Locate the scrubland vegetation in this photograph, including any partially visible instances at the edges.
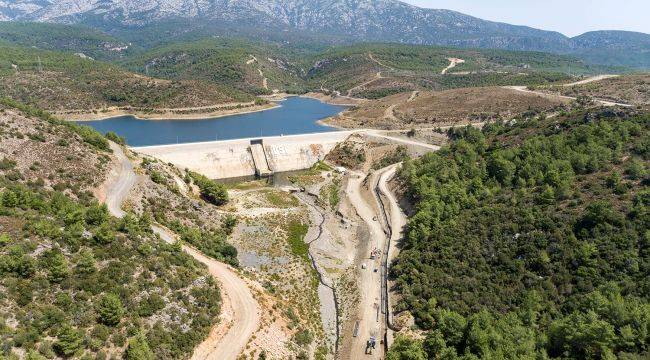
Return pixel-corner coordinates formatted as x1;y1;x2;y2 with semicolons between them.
388;108;649;359
0;103;222;359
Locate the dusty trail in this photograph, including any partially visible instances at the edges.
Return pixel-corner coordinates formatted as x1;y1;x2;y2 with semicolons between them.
441;58;465;74
348;71;383;97
346;170;387;359
101;143;260;360
366;130;441;151
407;90;419;102
562;74;618;87
504;85;632;107
258;68;268;90
368;53;394;70
105;142;137;218
383;104;398;121
383;91;419;121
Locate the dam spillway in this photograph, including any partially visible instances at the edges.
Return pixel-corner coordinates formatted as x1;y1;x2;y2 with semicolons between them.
132;131;359;179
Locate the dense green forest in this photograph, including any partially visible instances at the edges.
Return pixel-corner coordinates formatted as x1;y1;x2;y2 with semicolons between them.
388;108;649;359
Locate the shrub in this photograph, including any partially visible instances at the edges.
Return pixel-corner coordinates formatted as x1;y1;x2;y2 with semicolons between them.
125;333;154;360
188;171;228;205
96;293;124;326
0;157;16;170
149;171;165;184
105;131;125;145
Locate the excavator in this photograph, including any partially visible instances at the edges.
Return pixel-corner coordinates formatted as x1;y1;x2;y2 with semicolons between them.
365;336;377;355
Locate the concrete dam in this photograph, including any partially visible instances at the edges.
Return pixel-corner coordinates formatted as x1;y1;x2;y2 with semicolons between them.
132;131;359;180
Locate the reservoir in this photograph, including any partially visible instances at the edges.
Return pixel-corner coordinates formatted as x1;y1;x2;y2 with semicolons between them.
78;97;345;146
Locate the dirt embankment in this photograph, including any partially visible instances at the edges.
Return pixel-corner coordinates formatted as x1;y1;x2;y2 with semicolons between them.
326;86;568;130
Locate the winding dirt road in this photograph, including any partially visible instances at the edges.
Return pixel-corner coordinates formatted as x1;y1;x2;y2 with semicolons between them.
105;142;137;218
101;143;260;360
441;58;465;74
504;84;632;107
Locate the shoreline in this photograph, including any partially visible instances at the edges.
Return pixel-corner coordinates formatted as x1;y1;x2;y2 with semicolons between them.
59;102;280;121
58;92;357;122
301;92;366;106
316;117;349;130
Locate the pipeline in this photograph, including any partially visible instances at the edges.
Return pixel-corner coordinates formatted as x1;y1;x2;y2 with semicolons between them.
370;165;402;355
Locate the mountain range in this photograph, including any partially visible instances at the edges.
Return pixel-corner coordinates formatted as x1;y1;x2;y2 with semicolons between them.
0;0;648;68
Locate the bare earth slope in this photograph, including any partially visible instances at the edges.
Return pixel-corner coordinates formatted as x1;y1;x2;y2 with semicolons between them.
548;74;650;107
330;86;568;129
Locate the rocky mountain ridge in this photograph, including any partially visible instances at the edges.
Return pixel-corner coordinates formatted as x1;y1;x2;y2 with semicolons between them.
1;0;649;67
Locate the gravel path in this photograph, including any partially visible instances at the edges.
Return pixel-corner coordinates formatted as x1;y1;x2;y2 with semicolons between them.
101;142;260;360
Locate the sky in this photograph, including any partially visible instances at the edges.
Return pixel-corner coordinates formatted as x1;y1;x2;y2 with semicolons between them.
402;0;650;37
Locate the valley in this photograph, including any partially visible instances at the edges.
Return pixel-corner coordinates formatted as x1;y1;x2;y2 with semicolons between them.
0;2;648;360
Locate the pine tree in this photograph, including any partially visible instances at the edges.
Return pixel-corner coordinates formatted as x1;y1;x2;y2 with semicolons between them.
47;250;69;283
54;324;83;357
97;293;124;326
125;333;154;360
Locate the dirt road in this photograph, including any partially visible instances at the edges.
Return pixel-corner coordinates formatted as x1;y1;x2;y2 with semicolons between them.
562;74;618;87
105;142;137;218
258;68;269;90
346;170;387;359
348;71;383;97
345;163;407;359
101;143;260;360
375;165;407;345
366;130;441;151
505;85;632;107
441;58;465;74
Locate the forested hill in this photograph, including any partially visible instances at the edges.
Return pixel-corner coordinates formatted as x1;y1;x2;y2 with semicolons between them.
388;108;649;359
1;1;649;68
0;101;226;359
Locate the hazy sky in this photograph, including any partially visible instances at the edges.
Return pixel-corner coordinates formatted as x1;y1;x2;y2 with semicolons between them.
402;0;650;37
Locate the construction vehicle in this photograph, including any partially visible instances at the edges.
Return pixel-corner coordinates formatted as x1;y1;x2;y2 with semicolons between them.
365;336;377;355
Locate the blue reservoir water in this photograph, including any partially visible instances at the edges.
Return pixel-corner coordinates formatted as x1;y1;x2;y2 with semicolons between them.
77;97;345;147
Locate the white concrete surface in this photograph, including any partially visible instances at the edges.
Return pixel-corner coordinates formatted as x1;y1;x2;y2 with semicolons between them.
250;143;272;176
133;131;360;179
